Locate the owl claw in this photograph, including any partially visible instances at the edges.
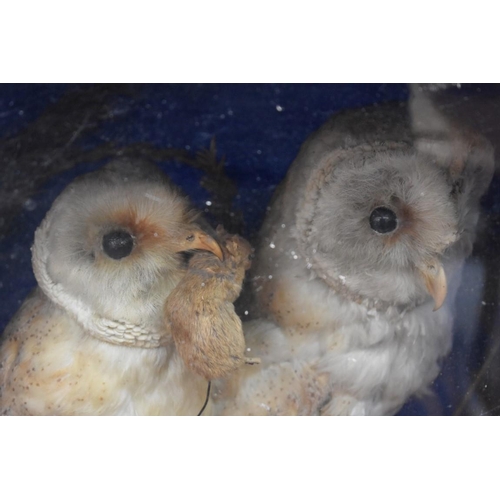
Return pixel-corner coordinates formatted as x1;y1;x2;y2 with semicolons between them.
244;357;261;365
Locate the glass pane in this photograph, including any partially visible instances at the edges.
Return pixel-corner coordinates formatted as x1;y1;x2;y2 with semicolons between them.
1;84;498;415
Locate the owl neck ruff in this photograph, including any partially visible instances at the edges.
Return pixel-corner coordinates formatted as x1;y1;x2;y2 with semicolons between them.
32;217;162;349
295;142;425;315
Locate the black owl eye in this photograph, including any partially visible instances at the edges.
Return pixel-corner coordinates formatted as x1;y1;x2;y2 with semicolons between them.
369;207;398;234
102;230;134;259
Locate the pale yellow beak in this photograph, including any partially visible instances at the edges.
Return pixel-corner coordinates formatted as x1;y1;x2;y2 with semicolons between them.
181;229;224;261
418;258;447;311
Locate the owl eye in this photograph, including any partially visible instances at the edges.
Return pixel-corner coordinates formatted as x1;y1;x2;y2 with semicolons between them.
369;207;398;234
102;230;134;259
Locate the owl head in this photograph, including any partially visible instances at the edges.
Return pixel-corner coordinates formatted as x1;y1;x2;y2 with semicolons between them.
32;158;222;345
254;96;494;313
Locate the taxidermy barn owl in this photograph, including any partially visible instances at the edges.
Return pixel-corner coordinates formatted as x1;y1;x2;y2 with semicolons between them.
0;158;252;415
213;87;495;416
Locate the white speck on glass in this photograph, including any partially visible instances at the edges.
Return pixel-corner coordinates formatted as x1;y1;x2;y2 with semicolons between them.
23;198;37;211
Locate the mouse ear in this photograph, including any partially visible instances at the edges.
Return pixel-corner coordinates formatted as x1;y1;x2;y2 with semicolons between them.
409;83;494;199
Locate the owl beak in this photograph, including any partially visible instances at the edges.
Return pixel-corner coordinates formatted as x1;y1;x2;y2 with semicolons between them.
180;229;224;261
418;258;447;311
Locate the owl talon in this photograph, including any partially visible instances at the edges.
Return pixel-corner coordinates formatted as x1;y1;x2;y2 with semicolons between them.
244;357;261;365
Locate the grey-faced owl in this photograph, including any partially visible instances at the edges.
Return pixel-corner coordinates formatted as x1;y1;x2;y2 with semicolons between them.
213;88;494;416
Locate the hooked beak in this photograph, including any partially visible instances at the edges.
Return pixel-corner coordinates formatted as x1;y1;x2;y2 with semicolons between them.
418;257;447;311
180;228;223;261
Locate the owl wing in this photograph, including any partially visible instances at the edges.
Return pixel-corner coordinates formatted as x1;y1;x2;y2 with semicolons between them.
213;318;331;415
1;288;212;416
0;288;86;415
